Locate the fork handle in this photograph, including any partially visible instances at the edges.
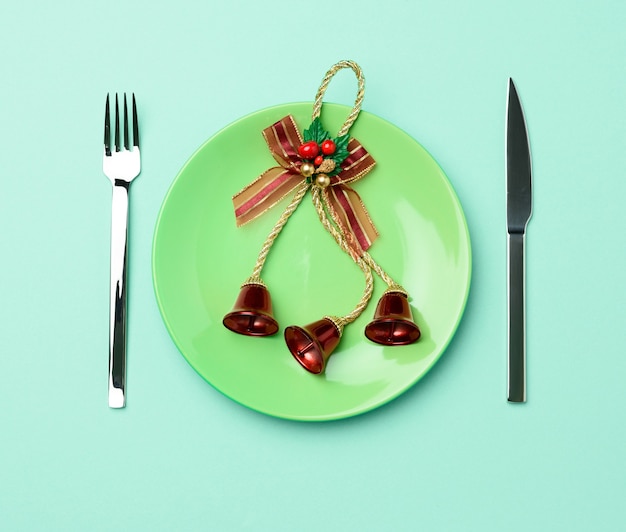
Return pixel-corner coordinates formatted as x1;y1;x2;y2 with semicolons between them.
108;181;130;408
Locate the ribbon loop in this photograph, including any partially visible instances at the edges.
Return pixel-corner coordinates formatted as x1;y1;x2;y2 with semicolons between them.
232;116;303;227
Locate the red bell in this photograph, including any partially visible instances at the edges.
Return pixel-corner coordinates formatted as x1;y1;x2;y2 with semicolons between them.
223;283;279;336
364;291;421;345
284;318;341;374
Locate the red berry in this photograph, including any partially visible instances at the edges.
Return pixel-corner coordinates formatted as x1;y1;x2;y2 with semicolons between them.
321;139;336;155
298;141;319;159
314;155;324;166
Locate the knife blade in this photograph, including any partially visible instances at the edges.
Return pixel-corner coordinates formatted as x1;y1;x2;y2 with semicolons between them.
506;78;532;403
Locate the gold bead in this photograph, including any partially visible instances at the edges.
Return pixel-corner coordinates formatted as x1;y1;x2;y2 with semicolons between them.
315;174;331;188
300;162;315;177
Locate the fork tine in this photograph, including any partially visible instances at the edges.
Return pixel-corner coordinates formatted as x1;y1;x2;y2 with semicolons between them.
104;94;111;156
132;94;139;148
123;93;129;151
114;94;120;152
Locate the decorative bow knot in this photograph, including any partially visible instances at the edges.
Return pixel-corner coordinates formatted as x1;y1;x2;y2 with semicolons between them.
232;114;378;256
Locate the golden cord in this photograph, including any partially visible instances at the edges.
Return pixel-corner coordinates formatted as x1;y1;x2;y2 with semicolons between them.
312;60;365;137
245;181;310;285
310;186;374;327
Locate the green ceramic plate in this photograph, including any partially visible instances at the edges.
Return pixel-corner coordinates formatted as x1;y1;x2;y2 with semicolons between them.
152;103;471;421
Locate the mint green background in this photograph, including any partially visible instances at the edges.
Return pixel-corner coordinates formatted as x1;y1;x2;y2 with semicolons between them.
1;0;624;530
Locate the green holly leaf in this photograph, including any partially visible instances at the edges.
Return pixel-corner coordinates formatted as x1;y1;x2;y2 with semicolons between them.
332;147;349;163
303;117;330;144
334;133;350;153
327;167;342;177
330;135;349;163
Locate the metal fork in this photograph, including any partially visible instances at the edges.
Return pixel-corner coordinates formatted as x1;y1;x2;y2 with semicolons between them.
103;93;140;408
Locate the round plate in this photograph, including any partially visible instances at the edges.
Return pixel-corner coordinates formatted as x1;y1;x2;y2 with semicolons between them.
152;103;471;421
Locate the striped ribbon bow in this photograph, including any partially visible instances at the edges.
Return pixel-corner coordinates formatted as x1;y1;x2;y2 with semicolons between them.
232;114;378;256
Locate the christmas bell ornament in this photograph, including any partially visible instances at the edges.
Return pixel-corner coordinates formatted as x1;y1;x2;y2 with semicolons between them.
284;317;343;374
223;60;422;373
223;282;279;336
364;290;421;345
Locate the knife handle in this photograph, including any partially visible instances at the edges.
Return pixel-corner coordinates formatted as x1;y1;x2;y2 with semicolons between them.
507;232;526;402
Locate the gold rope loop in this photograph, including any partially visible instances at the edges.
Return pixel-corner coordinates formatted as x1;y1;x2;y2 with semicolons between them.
311;60;365;137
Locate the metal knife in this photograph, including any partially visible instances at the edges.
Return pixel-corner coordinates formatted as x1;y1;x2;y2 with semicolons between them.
506;78;532;403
